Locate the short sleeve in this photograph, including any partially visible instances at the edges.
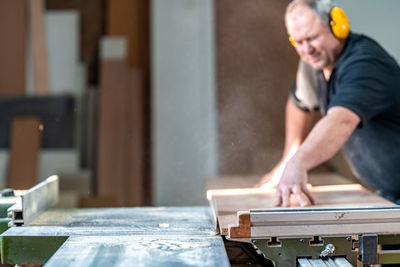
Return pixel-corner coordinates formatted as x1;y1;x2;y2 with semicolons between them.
290;60;321;112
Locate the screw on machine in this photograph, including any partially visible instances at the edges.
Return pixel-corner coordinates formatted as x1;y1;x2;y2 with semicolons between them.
320;244;335;257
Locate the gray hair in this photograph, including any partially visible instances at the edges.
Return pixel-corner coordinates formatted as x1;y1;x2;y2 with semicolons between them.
286;0;335;27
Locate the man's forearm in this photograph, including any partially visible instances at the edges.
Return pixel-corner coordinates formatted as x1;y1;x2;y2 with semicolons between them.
293;106;360;171
283;98;315;158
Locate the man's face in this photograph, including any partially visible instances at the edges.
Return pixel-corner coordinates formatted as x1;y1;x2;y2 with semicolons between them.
286;5;342;70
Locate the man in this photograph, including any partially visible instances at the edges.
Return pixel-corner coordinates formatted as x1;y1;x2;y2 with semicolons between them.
257;0;400;207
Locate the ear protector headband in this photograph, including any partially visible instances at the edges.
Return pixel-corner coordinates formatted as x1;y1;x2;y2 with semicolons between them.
289;6;350;47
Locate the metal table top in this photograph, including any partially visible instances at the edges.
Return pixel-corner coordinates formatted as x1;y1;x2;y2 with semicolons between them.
1;206;230;267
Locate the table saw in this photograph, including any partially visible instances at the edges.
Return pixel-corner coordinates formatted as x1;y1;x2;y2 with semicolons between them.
207;173;400;266
1;173;400;266
0;176;229;266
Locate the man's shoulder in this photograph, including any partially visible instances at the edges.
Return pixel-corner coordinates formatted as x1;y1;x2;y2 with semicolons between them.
345;32;391;60
337;32;398;73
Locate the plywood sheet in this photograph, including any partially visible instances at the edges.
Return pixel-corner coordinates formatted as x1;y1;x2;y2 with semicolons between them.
207;173;396;236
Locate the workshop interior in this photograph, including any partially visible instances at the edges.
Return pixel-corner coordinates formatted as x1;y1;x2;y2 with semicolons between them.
0;0;400;266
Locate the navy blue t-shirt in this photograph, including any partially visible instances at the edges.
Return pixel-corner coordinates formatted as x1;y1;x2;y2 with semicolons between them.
292;32;400;202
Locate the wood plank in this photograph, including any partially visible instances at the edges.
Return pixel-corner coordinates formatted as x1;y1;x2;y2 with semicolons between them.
97;38;147;206
28;0;50;95
97;38;129;206
7;117;42;189
125;69;145;206
106;0;151;205
0;0;27;96
207;173;396;236
207;172;353;190
106;0;150;69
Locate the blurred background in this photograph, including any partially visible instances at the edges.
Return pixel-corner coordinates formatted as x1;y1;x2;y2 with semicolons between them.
0;0;399;207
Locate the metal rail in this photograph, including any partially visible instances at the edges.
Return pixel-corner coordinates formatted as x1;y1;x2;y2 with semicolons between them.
250;207;400;237
7;176;59;227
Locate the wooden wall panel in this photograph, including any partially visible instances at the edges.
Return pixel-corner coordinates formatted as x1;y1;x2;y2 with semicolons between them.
0;0;26;96
217;0;298;174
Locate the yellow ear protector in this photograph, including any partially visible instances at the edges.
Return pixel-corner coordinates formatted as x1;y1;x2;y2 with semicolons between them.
289;6;350;47
330;7;350;39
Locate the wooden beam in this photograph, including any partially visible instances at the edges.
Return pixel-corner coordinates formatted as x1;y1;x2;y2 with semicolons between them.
125;69;145;206
105;0;151;205
28;0;50;95
97;37;147;206
7;117;42;189
106;0;149;69
97;38;129;206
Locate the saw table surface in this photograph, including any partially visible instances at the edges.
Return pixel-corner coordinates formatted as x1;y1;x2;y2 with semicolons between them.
1;206;230;266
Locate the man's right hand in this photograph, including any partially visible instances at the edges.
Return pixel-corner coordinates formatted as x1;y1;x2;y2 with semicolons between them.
255;162;285;189
273;158;315;207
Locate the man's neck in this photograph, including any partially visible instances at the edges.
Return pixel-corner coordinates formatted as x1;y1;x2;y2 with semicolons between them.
322;39;347;81
322;68;333;81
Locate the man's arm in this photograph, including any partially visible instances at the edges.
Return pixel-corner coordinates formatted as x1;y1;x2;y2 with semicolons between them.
274;106;360;207
256;98;314;188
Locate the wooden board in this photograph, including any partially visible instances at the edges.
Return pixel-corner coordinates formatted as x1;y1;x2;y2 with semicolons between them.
29;0;50;95
106;0;151;205
106;0;149;69
97;38;147;206
97;38;129;206
207;173;396;236
0;0;26;96
7;117;42;189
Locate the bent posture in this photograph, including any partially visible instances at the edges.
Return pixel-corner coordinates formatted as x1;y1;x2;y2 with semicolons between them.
257;0;400;207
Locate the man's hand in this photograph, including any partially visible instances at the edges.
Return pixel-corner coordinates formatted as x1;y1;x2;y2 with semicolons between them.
273;158;315;207
255;165;282;189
